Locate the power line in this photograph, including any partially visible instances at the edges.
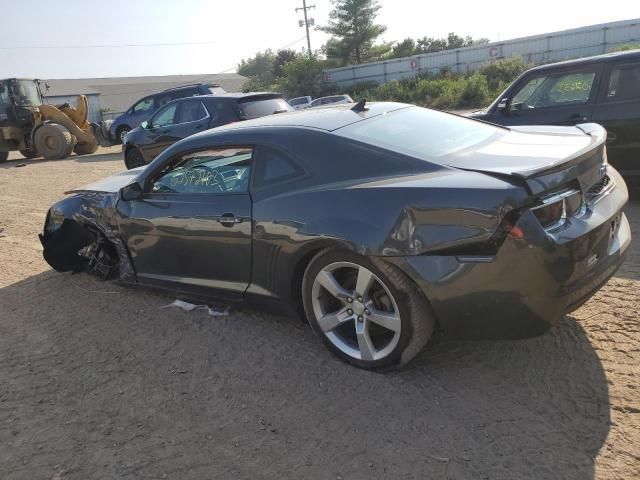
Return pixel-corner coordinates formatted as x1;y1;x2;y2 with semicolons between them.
97;35;308;98
0;41;219;50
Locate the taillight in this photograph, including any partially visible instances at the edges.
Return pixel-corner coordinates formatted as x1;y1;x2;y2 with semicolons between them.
531;188;583;231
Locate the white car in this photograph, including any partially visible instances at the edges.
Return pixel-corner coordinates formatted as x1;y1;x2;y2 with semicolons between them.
309;94;354;108
288;96;313;110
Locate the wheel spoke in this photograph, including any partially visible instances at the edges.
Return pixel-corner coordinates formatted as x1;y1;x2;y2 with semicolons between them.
354;266;375;298
317;308;352;333
367;307;401;333
317;270;352;302
355;320;376;361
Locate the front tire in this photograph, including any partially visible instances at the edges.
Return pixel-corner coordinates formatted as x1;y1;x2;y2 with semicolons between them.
302;249;434;369
34;123;75;160
20;148;38;159
73;142;99;156
116;126;131;144
124;147;145;169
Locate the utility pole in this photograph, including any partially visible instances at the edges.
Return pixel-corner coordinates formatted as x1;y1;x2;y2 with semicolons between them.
296;0;315;56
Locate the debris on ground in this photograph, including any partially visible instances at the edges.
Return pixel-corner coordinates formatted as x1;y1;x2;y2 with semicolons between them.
160;299;230;317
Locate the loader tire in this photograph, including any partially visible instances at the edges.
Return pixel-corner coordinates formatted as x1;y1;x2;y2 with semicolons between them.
73;142;99;156
20;148;39;159
34;123;75;160
0;151;8;163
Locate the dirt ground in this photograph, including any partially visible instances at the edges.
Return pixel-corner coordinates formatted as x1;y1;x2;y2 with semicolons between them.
0;148;638;480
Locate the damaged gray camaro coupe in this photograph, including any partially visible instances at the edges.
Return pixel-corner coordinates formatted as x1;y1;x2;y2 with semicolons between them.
40;102;630;369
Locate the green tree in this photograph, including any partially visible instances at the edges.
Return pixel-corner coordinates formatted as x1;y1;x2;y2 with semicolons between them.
319;0;387;65
275;55;337;98
237;50;276;80
390;38;416;58
272;49;299;77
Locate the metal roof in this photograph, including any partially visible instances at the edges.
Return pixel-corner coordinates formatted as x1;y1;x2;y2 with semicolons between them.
41;73;247;113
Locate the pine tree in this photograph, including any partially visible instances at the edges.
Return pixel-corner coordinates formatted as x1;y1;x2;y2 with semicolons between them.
319;0;386;65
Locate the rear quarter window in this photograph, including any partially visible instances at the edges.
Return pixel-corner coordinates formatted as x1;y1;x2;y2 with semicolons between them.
237;97;292;119
253;146;304;189
338;106;504;160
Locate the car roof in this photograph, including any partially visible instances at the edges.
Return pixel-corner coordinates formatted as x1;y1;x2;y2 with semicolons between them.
198;101;409;133
527;49;640;73
159;92;283;106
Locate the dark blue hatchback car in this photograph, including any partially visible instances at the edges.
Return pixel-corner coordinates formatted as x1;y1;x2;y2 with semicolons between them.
109;83;226;144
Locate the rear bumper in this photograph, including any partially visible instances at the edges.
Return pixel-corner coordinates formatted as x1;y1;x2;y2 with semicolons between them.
388;169;631;340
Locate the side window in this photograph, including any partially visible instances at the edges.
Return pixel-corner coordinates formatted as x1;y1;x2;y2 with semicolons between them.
178;101;209;123
606;63;640;101
253;146;304;189
0;84;10;107
511;71;596;109
132;97;155;114
151;103;178;127
151;147;252;194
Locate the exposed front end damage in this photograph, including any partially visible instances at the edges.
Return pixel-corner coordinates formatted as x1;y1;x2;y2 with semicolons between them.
39;192;135;282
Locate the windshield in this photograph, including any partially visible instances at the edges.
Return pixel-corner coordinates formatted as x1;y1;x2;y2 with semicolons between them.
338;106;505;160
10;79;41;107
238;97;292;119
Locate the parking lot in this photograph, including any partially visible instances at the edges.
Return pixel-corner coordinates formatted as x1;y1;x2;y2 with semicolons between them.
0;149;638;479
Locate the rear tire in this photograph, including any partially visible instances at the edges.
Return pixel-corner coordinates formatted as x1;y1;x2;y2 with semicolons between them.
73;142;99;156
302;249;434;370
0;151;8;163
124;147;145;169
20;148;38;159
34;123;75;160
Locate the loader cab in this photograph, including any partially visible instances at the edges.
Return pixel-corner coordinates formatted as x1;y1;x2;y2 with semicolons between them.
0;78;42;127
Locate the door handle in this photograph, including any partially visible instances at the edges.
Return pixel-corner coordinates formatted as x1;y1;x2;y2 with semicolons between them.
218;213;243;226
568;114;589;123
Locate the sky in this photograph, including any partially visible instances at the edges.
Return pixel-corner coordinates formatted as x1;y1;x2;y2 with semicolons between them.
0;0;637;79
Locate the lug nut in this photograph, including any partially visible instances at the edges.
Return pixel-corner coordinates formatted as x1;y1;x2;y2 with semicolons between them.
357;316;364;323
347;309;353;315
347;297;353;303
364;308;370;315
357;296;363;302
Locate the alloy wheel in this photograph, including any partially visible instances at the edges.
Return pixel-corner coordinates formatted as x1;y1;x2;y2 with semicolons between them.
311;261;402;361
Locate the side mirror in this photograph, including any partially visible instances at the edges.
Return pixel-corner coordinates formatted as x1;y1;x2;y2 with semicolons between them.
141;120;150;129
120;182;143;201
497;98;511;114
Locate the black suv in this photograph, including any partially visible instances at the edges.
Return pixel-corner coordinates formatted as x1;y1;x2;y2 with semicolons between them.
471;50;640;183
122;93;292;168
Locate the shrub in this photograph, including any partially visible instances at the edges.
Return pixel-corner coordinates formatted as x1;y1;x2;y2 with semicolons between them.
347;56;525;110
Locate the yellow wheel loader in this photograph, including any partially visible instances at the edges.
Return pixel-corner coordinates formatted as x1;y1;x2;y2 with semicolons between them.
0;78;112;162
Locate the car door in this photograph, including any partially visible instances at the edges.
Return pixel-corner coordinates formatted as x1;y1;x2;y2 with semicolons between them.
170;100;217;139
117;146;254;299
591;60;640;177
128;96;157;127
140;102;181;160
497;66;602;126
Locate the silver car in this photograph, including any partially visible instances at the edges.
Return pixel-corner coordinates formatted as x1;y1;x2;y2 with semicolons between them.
309;94;354;108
